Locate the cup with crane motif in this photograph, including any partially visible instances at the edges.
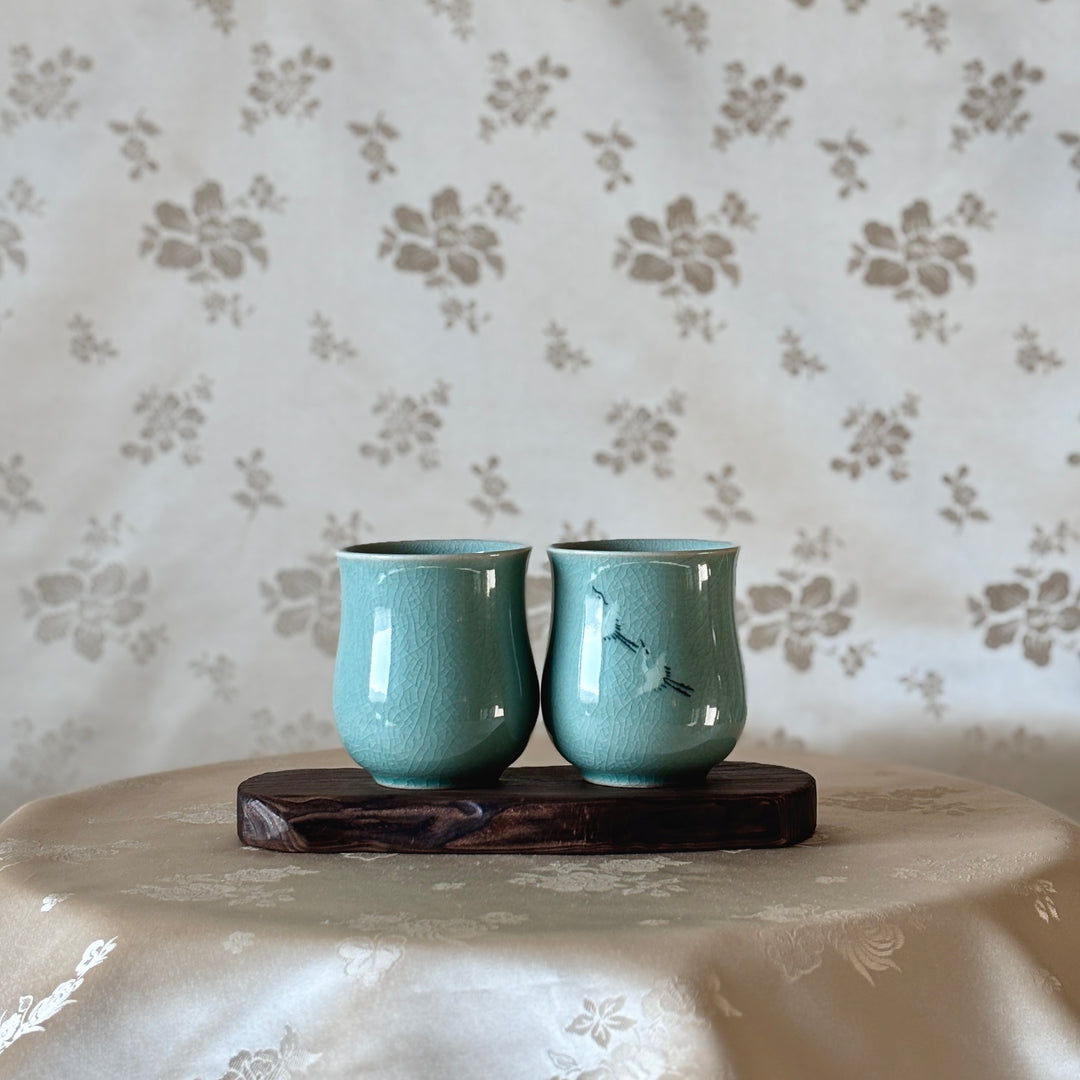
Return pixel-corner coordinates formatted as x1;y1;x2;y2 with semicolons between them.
541;539;746;786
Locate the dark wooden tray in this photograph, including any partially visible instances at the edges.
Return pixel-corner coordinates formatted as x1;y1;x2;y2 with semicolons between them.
237;762;816;854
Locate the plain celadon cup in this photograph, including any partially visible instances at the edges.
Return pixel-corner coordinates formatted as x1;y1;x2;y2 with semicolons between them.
542;539;746;786
333;540;539;788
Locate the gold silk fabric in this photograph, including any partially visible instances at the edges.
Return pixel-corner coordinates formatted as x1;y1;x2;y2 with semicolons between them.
3;1;1080;826
0;749;1079;1078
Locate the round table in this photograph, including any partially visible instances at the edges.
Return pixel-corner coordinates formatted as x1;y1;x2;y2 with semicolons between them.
1;749;1078;1079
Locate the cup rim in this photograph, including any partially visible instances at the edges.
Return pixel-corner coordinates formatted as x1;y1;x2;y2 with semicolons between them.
548;538;739;557
338;539;530;559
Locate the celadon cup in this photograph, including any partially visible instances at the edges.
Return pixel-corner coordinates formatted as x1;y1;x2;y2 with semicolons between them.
334;540;539;788
542;539;746;787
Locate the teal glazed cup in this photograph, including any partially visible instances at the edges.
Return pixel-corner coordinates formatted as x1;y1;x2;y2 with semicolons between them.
334;540;539;788
542;539;746;786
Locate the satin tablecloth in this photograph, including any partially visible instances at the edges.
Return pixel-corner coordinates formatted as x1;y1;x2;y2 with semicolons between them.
1;748;1078;1080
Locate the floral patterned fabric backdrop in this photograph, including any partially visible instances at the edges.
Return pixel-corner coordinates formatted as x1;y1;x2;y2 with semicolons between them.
2;0;1078;823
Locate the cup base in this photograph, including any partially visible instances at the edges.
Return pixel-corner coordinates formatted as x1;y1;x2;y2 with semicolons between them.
578;770;708;789
369;773;499;790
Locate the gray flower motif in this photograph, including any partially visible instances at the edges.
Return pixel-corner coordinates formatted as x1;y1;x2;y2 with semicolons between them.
624;196;737;295
972;571;1080;667
831;394;919;482
390;188;503;286
26;563;149;661
860;199;972;297
261;564;340;656
259;513;368;656
739;575;857;671
0;217;26;275
144;181;267;281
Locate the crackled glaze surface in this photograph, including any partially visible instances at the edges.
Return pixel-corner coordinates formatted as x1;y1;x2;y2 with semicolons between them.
334;541;538;787
543;540;746;785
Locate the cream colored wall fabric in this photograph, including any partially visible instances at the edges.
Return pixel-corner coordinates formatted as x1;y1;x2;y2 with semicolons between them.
2;0;1079;820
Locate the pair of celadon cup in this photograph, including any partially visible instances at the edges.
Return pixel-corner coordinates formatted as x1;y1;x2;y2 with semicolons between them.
333;539;746;789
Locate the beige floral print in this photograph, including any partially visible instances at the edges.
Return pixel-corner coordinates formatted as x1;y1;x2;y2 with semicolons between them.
260;511;368;656
360;379;450;469
122;374;213;466
752;904;906;986
0;937;116;1056
1029;520;1080;559
737;528;868;674
427;0;475;42
190;653;238;702
338;936;405;988
250;708;336;756
848;193;992;343
233;448;284;516
1;45;92;134
713;63;805;151
241;43;332;133
615;193;754;341
584;123;634;192
566;996;636;1048
662;3;710;52
1059;132;1080;189
544;321;591;372
740;725;808;755
969;564;1080;668
1;453;44;523
509;856;688;898
1015;325;1063;373
379;186;516;331
107;112;161;180
901;669;947;718
157;802;235;826
940;465;989;531
68;314;117;364
19;515;164;664
140;177;282;326
789;0;868;9
961;724;1047;787
779;327;826;376
341;909;525;943
818;131;870;199
831;392;919;482
901;5;949;52
191;0;237;35
3;717;93;816
1015;879;1060;925
595;389;685;478
951;59;1043;152
221;931;254;954
347;112;399;182
561;520;608;544
485;181;523;222
838;641;875;677
479;52;569;141
469;455;520;521
0;177;43;277
128;866;319;907
703;464;755;531
548;976;735;1080
308;311;356;362
822;786;976;815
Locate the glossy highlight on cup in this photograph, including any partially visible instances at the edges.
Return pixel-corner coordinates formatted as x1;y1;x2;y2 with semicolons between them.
542;538;746;787
333;539;539;788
